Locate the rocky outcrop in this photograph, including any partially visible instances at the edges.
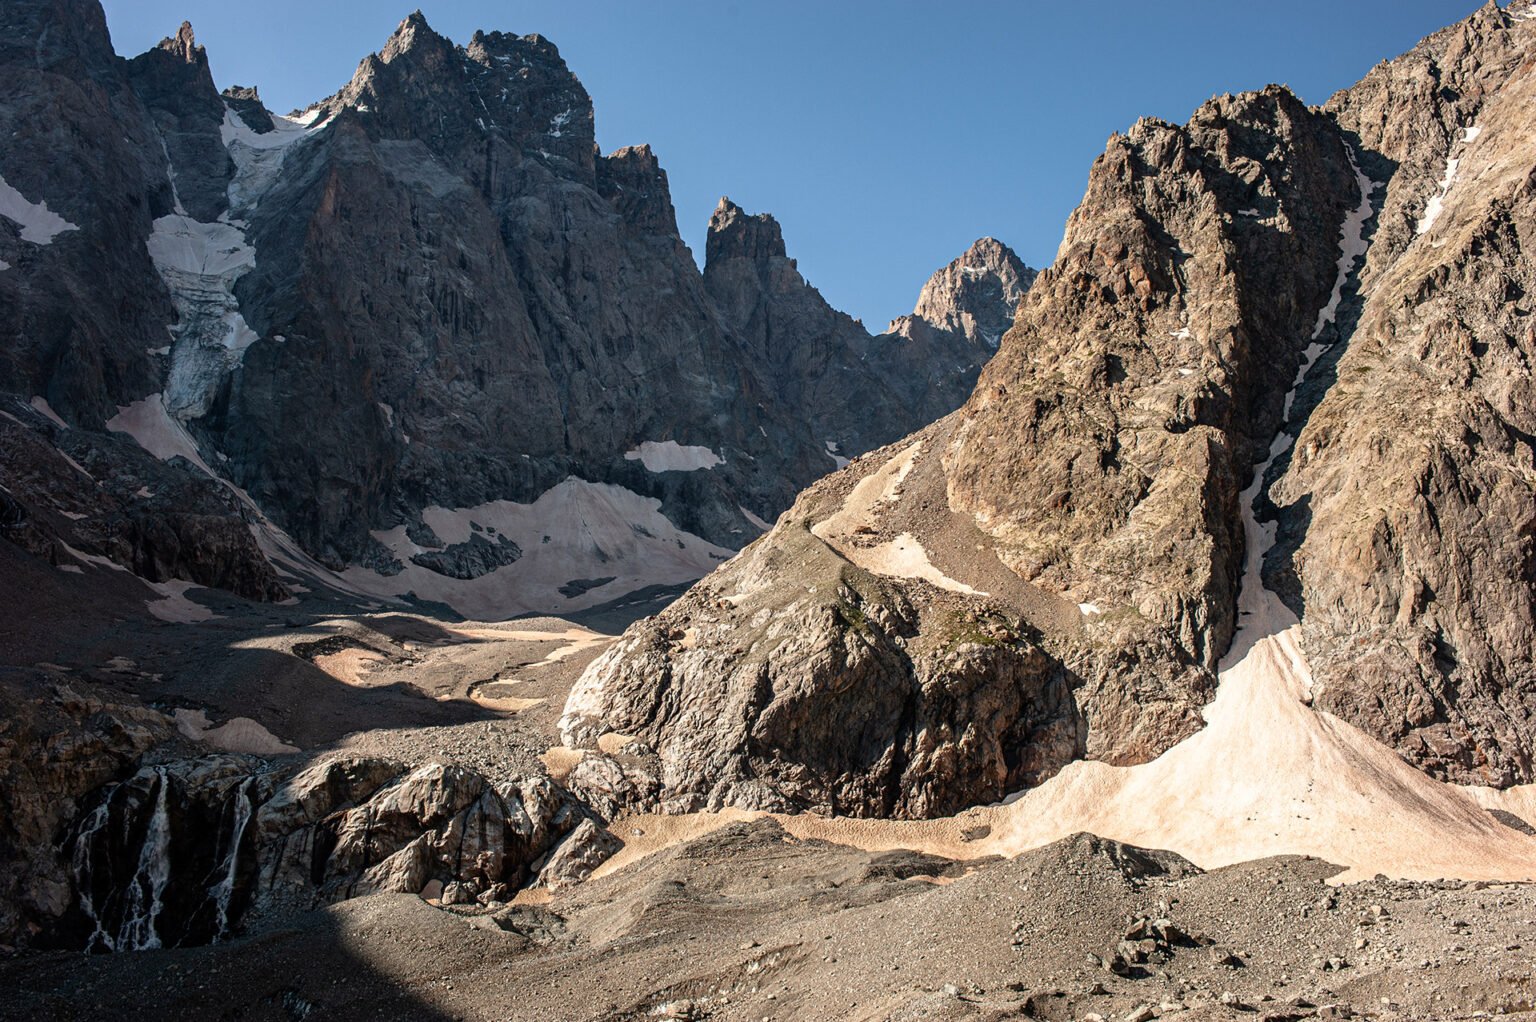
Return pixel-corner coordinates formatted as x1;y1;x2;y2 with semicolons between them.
0;396;289;601
888;236;1036;349
0;671;175;950
125;22;231;221
562;500;1080;817
60;752;615;951
565;80;1369;815
704;198;1033;463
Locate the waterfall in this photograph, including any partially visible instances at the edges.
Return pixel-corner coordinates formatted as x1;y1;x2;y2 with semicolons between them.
116;767;173;951
70;760;266;952
208;776;255;942
71;789;117;954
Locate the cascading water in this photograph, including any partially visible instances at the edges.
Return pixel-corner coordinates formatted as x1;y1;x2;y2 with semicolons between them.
207;776;255;942
115;767;172;951
70;759;266;952
70;789;118;953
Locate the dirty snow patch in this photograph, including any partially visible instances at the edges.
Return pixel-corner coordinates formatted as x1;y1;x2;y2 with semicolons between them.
0;174;78;243
624;440;723;473
175;708;298;755
28;396;67;428
339;479;735;619
824;440;851;470
145;579;218;623
739;505;773;532
106;394;217;476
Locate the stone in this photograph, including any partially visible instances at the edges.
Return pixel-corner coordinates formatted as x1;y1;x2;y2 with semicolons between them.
534;818;622;890
440;881;476;906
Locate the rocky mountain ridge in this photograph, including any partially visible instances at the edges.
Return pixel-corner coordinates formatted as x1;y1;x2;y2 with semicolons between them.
561;0;1536;827
0;1;1031;620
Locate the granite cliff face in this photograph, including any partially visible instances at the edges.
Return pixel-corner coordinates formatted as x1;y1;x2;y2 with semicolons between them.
0;2;1030;619
564;1;1536;813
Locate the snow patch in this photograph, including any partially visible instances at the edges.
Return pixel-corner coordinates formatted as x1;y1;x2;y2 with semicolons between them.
221;107;331;213
339;479;735;619
0;174;78;244
28;396;67;428
1078;602;1102;616
1283;154;1374;419
624;440;723;473
145;579;218;623
107;394;217;475
1416;131;1470;236
174;708;298;755
824;440;851;470
739;505;773;532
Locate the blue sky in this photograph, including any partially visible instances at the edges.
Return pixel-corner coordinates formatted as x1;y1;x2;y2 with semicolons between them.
103;1;1479;329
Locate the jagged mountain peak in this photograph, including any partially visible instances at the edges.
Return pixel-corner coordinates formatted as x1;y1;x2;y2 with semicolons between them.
306;8;597;179
706;197;787;264
381;9;447;58
155;21;202;63
898;235;1035;347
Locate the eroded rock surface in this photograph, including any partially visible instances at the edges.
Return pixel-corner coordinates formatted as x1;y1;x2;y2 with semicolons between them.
565;2;1536;812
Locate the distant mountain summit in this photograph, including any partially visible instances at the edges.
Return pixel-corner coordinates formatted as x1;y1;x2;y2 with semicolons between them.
891;236;1036;349
0;3;1030;617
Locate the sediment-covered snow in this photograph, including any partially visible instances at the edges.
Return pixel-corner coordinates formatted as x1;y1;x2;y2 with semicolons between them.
173;708;297;755
145;579;218;623
106;394;217;475
824;440;851;470
0;174;78;244
28;396;67;429
339;479;735;619
624;440;724;473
